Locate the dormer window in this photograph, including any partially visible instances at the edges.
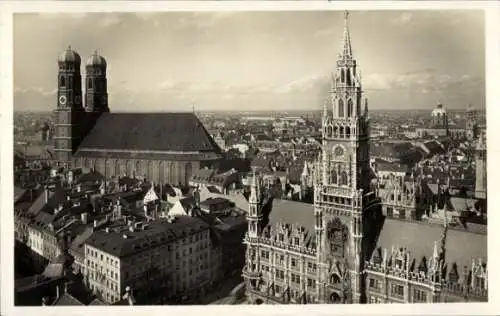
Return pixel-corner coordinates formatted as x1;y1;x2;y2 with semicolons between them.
395;259;403;269
294;237;300;246
475;276;486;289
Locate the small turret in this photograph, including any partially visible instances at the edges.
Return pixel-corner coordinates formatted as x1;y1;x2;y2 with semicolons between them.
249;168;260;205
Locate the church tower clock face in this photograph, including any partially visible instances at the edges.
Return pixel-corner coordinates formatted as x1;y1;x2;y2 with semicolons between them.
334;146;345;158
59;95;67;106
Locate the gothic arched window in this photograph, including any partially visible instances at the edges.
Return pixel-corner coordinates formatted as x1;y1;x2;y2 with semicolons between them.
339;126;344;137
327;126;333;138
347;99;354;117
88;78;93;89
331;274;341;284
169;162;176;185
135;160;140;177
331;169;337;184
185;163;192;185
346;69;351;86
341;69;345;83
336;164;342;183
345;127;351;138
338;99;344;117
341;171;348;186
114;160;120;177
333;126;338;137
60;76;66;88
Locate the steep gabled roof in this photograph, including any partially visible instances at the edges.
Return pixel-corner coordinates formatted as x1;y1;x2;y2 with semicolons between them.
52;292;84;306
76;112;221;154
373;218;486;276
268;199;315;231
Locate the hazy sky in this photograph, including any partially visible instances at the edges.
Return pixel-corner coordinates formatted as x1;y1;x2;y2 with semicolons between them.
14;10;485;112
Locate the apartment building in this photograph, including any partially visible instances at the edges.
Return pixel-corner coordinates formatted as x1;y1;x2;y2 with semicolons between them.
84;215;212;304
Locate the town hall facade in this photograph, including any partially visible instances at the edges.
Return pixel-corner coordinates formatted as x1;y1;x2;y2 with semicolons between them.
242;12;487;305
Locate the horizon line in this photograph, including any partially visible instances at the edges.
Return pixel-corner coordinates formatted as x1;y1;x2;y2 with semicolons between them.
14;108;486;113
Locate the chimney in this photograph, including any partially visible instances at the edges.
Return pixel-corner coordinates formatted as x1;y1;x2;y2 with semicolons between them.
44;186;49;204
81;213;88;225
194;187;200;207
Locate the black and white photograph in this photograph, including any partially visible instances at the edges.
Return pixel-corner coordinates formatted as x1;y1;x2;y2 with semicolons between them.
1;1;498;314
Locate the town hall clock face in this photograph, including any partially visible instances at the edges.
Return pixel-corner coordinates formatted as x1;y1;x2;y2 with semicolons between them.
334;146;344;157
59;95;67;106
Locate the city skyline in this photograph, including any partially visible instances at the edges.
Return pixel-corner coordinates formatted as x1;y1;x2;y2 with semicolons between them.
14;10;485;112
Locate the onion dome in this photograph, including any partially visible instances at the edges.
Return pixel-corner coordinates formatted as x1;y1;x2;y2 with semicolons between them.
431;103;447;117
86;50;107;68
58;45;81;64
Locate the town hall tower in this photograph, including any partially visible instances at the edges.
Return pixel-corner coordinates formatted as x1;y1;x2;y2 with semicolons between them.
314;10;371;304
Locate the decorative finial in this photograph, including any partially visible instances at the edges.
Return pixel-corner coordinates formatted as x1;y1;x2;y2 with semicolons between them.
433;240;439;260
323;97;329;118
341;10;353;59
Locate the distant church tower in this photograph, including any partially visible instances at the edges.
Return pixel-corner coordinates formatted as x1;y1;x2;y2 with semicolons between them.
314;11;371;304
85;51;109;113
54;46;84;165
466;104;478;141
475;131;487;199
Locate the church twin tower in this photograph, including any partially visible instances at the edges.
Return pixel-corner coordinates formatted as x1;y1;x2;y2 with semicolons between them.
54;47;109;164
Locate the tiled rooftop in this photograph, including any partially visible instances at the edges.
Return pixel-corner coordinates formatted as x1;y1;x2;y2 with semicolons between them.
76;113;222;154
374;218;486;274
85;216;210;257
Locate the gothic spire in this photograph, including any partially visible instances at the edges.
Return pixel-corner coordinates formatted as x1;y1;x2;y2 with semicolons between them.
364;98;369;118
341;10;353;60
440;198;449;265
301;160;309;177
432;240;439;269
323;97;329;118
249;167;260;204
